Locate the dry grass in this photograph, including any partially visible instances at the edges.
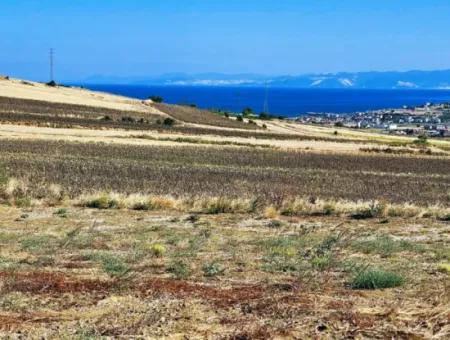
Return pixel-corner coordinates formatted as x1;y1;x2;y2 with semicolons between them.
2;183;449;220
0;204;448;338
1;139;449;205
153;102;259;129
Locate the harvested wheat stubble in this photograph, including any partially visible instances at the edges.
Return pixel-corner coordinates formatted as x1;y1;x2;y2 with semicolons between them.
1;139;449;204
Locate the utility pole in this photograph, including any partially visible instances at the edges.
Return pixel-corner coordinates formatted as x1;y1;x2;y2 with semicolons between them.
49;48;55;82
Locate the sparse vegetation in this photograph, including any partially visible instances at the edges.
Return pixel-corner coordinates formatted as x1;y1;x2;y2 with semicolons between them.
153;102;258;129
352;235;422;257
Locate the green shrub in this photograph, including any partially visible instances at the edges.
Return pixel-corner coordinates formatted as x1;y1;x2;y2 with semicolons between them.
100;255;130;277
351;202;385;220
54;208;68;218
149;95;163;103
121;116;136;123
168;260;191;279
311;254;333;271
202;262;224;277
438;214;450;221
259;112;271;120
14;197;31;208
85;194;118;209
413;135;429;146
242;107;253;116
149;243;166;257
351;269;404;289
267;220;282;228
163;117;175;126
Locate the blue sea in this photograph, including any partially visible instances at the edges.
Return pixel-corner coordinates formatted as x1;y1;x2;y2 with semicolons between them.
79;85;450;118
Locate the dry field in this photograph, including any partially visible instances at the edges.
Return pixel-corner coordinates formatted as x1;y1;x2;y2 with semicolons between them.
0;205;448;338
0;80;449;338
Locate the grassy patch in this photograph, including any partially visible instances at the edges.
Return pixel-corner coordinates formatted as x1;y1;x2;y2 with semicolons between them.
100;255;130;277
351;268;404;289
352;235;422;257
20;235;58;254
54;208;68;218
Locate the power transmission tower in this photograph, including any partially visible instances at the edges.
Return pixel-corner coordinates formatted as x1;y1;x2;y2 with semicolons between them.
263;82;270;114
49;48;55;82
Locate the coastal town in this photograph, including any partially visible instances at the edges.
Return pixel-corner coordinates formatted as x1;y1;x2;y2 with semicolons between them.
296;102;450;137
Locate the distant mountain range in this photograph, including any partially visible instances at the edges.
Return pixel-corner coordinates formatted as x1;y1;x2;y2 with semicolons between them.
82;70;450;89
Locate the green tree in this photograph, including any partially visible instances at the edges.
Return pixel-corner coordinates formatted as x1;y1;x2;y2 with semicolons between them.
242;107;253;116
149;95;163;103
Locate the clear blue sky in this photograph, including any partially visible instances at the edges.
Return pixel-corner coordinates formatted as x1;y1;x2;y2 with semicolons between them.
1;0;449;81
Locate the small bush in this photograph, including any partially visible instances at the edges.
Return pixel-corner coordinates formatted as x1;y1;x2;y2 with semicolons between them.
54;208;67;218
44;183;64;206
3;178;27;201
205;200;228;214
125;194;150;210
100;255;130;277
350;202;386;219
259;112;271;120
149;243;166;257
83;193;120;209
121;116;136;123
163;117;175;126
311;254;333;271
437;263;450;274
202;262;224;277
413;135;429;146
46;80;57;87
438;214;450;221
242;107;253;116
236;115;243;122
351;269;404;289
267;220;282;228
264;206;278;219
168;260;191;279
149;95;163;103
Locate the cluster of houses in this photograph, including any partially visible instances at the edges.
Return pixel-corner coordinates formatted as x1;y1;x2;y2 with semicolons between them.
296;103;450;137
